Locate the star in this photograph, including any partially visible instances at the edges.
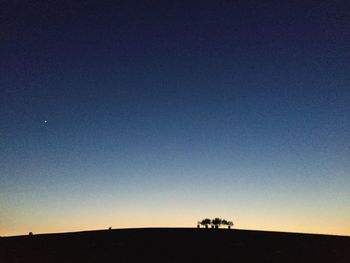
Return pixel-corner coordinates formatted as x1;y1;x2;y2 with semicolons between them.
44;120;48;123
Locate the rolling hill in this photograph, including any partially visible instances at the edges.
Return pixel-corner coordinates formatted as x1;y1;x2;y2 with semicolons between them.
1;228;349;262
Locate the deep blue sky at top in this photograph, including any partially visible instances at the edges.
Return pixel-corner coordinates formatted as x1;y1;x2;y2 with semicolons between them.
0;1;349;234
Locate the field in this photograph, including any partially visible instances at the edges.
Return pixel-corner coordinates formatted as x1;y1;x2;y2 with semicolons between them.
1;228;349;262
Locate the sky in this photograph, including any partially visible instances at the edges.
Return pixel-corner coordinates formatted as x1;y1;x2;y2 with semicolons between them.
1;1;349;236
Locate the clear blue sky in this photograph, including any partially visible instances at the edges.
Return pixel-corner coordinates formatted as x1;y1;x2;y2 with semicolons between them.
1;0;349;236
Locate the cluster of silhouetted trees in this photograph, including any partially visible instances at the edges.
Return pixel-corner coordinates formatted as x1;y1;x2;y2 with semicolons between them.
197;218;234;229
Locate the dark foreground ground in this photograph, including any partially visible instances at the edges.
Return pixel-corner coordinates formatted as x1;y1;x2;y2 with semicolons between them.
1;228;349;263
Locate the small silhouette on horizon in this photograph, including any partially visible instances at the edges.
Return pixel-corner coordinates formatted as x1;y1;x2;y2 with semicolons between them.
198;218;234;229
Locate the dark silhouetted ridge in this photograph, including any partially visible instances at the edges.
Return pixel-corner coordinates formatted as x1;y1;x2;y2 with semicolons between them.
1;228;349;262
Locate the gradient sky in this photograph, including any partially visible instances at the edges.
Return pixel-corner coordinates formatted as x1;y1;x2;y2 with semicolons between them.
1;1;349;236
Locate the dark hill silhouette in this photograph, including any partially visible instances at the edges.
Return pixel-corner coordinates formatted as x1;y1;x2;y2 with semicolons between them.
1;228;349;262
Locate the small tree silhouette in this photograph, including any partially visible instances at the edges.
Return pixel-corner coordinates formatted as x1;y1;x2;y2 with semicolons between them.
222;219;234;229
200;218;211;228
212;218;222;228
197;217;234;229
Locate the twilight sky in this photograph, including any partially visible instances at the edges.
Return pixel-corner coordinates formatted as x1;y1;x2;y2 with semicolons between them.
1;1;349;236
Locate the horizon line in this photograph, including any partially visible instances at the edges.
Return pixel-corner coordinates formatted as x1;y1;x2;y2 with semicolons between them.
2;227;349;238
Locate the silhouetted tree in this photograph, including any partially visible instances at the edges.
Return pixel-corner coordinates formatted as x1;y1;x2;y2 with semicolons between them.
29;232;33;236
198;217;234;229
221;219;234;229
200;218;211;228
212;218;222;228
